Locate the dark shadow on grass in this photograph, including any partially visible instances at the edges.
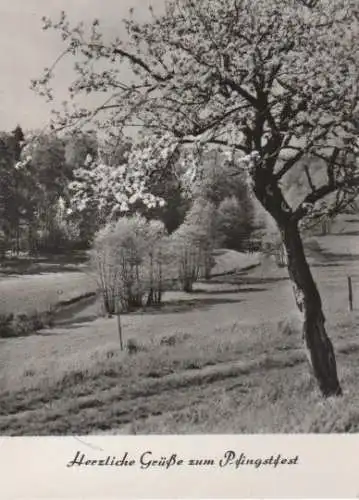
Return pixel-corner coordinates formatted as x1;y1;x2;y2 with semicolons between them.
318;251;359;262
0;331;39;340
211;275;289;286
33;313;100;334
194;286;267;294
212;249;228;257
311;262;343;268
0;253;89;277
127;297;243;316
52;295;97;323
338;343;359;356
0;264;88;278
331;230;359;236
210;262;260;278
53;314;99;329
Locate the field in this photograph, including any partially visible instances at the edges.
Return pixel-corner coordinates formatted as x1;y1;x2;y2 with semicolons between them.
0;216;359;435
0;254;96;315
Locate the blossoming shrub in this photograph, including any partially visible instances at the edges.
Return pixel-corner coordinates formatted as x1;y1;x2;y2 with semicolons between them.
91;215;171;314
171;199;222;290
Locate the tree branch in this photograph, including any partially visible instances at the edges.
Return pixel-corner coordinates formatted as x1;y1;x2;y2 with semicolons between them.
303;164;316;192
293;176;359;222
275;123;336;180
180;137;249;154
312;148;340;185
89;43;173;82
221;77;258;107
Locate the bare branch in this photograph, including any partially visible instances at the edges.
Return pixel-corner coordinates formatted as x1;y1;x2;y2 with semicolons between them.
303;164;316;192
293;175;359;222
275;123;336;180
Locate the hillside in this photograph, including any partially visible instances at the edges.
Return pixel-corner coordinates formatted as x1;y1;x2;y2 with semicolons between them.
0;216;358;434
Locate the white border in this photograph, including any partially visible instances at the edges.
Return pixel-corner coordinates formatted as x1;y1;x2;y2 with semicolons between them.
1;435;358;498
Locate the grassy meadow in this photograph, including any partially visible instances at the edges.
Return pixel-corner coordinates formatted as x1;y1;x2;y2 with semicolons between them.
0;216;359;434
0;253;96;315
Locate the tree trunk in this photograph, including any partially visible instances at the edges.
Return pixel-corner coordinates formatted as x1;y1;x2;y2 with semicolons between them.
282;221;342;397
148;253;154;306
204;252;212;280
183;276;193;293
157;258;163;304
15;223;20;255
146;288;154;306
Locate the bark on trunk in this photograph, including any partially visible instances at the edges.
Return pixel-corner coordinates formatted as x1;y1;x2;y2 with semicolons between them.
282;221;342;397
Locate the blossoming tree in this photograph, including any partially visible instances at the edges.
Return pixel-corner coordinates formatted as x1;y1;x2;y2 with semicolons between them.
33;0;359;396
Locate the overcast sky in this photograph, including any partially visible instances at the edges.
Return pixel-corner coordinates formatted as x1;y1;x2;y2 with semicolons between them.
0;0;164;133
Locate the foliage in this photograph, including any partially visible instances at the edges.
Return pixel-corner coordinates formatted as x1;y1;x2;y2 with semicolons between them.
142;167;191;234
91;215;171;314
64;131;101;246
68;134;177;220
192;150;257;250
0;126;25;256
170;227;201;293
0;128;90;256
33;0;359;222
251;203;286;264
31;0;359;259
182;198;220;279
170;199;221;290
0;310;54;338
217;196;253;251
18;132;69;252
0;127;115;256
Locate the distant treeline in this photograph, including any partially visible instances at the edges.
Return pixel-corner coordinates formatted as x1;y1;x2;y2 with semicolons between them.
0;127;261;259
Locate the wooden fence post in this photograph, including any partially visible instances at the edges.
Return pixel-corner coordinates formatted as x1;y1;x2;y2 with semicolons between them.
116;297;124;350
348;276;353;312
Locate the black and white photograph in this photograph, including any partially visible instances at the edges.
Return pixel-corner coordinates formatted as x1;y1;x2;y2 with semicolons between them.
0;0;358;438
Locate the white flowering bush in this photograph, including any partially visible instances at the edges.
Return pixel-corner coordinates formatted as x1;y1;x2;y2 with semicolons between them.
91;215;172;314
68;134;178;220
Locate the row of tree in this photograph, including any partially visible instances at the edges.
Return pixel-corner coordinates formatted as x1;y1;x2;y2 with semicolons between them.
92;205;241;316
1;125;267;260
0;127;98;256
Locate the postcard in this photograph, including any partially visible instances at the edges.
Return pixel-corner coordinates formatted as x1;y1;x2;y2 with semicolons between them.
0;0;358;498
